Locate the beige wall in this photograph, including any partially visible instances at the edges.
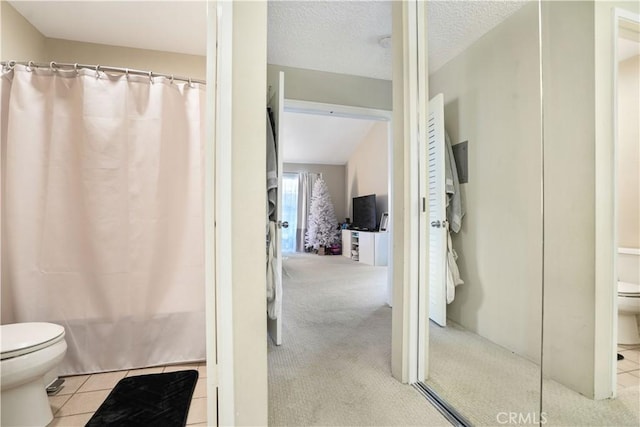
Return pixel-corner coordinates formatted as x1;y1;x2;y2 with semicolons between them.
1;1;46;61
346;122;389;225
429;2;542;364
542;1;597;398
283;163;347;222
267;64;392;110
617;55;640;249
43;38;206;80
0;2;205;80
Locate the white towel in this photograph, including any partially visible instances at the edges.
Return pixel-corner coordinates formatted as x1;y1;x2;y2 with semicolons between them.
444;132;465;233
266;221;282;319
446;230;464;304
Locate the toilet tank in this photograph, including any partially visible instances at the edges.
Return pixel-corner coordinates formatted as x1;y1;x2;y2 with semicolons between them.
618;248;640;284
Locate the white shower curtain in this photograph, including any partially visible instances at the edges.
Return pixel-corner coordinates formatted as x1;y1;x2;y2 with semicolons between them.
296;172;320;252
0;64;206;375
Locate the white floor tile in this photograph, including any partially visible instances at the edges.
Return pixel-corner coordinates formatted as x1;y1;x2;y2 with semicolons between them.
48;394;71;415
186;397;208;425
193;378;207;399
77;371;126;393
48;412;94;427
56;390;110;417
57;375;90;396
617;372;640;388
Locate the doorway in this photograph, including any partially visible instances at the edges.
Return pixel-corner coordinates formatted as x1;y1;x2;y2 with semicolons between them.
268;98;405;424
613;8;640;396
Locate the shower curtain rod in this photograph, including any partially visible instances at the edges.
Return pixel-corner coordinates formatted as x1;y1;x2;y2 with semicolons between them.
1;60;206;85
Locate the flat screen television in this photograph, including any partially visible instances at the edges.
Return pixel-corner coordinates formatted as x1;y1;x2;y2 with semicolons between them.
352;194;377;231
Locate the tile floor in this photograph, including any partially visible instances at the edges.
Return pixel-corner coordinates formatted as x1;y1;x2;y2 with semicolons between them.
46;362;208;427
617;344;640;392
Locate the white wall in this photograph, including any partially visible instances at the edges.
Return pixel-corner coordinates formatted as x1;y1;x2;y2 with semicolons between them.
283;163;347;221
228;2;268;425
346;122;389;226
429;2;543;363
617;55;640;249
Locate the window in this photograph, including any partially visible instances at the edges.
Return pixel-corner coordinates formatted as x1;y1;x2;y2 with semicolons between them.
281;173;299;253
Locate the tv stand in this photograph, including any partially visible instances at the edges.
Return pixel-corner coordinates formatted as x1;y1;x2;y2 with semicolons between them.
341;229;388;266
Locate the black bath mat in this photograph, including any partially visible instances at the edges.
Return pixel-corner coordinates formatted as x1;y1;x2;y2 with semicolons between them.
86;370;199;427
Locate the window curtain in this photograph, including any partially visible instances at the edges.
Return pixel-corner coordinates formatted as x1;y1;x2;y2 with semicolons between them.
296;172;320;252
0;64;206;375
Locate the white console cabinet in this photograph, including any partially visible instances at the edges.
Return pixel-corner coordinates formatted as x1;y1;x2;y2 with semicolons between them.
341;229;388;266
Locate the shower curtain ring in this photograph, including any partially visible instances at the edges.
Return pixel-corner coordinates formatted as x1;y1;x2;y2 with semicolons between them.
49;61;57;72
74;63;79;75
27;61;35;71
170;75;174;84
125;68;129;79
148;71;153;84
95;65;101;79
188;77;193;88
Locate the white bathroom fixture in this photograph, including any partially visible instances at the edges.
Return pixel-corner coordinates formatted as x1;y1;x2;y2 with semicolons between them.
1;322;67;427
618;249;640;345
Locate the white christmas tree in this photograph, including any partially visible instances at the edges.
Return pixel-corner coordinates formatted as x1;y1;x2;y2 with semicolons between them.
305;177;339;251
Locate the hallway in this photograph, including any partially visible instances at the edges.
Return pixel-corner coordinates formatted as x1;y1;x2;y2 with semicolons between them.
267;253;448;426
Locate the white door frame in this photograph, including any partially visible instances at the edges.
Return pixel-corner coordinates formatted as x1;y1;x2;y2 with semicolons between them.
209;1;235;425
283;99;394;306
608;6;640;399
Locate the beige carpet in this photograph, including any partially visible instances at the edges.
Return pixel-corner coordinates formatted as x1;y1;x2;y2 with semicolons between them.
268;253;450;426
427;320;640;426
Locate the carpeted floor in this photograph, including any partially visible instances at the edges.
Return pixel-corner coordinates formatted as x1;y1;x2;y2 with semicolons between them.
268;253;449;426
427;316;640;426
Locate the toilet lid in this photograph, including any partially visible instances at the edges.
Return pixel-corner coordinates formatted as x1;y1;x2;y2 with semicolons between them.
1;322;65;360
619;281;640;296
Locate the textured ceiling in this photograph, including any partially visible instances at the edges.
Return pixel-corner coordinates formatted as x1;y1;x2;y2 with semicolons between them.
10;1;530;80
269;1;529;79
268;1;393;80
282;112;377;165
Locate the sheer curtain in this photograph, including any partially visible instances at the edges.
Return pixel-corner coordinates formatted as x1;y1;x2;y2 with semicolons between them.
296;172;320;252
0;64;206;375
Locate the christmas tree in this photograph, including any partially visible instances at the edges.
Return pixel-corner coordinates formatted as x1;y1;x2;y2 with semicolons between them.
305;177;339;251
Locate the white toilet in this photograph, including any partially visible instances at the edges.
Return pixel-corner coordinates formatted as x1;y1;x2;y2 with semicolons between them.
1;322;67;427
618;249;640;345
618;282;640;345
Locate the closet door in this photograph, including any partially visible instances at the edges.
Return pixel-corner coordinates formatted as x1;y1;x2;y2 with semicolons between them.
427;93;447;327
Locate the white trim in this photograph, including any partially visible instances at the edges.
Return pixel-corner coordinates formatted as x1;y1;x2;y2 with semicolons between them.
204;1;217;424
284;99;391;121
404;0;420;385
215;1;234;425
416;0;429;383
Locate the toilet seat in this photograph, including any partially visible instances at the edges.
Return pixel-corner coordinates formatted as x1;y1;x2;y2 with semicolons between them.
1;323;65;360
618;281;640;297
